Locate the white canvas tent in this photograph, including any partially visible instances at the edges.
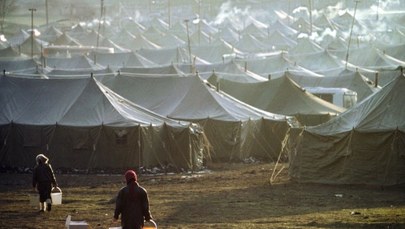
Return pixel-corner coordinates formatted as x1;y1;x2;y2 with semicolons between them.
287;73;405;185
15;35;48;57
208;74;345;126
136;47;190;65
90;51;156;71
0;75;206;171
288;50;343;75
42;55;111;77
234;52;320;79
0;57;38;74
99;73;292;162
191;60;267;83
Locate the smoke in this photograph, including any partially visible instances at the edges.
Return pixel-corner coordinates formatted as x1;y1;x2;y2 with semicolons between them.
289;0;404;46
312;27;337;43
316;2;344;19
210;0;405;47
213;1;250;30
213;1;271;30
371;0;401;11
292;6;310;18
0;34;7;42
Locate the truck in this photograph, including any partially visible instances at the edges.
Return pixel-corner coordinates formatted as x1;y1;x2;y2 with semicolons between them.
304;87;357;109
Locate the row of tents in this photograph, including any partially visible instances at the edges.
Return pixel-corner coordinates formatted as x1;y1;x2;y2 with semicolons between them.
1;1;404;185
1;69;404;185
0;73;292;173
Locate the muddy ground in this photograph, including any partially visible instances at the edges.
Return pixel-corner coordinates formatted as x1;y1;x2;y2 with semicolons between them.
0;162;404;229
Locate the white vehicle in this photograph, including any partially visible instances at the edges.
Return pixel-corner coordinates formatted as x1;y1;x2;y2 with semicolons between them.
304;87;357;109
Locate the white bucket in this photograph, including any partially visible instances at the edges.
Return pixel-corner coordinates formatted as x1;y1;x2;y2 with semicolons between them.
51;187;62;205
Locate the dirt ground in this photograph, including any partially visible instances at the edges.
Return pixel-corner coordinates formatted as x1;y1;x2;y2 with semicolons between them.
0;162;404;229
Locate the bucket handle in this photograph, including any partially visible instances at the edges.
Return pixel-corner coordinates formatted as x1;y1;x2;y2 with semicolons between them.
52;186;62;193
144;219;157;229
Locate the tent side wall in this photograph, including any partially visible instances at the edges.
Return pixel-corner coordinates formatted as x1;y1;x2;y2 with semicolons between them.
50;124;203;170
87;125;141;169
289;130;352;184
252;119;290;161
48;125;104;169
198;119;243;162
140;124;205;171
0;124;12;167
140;124;166;168
289;129;405;185
347;130;405;185
198;118;289;162
284;127;304;177
0;124;55;169
0;123;205;171
162;124;204;171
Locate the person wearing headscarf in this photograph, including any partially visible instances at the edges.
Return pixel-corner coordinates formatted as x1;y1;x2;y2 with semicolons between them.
114;170;153;229
32;154;58;212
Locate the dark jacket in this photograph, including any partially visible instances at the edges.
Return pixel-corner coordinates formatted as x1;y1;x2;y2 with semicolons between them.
32;163;57;188
114;181;152;229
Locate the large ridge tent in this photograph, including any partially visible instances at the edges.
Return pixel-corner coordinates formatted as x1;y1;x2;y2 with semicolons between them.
99;73;292;162
0;58;38;74
40;55;112;77
287;73;405;185
0;75;206;170
208;74;345;126
233;52;320;80
89;51;157;71
0;47;38;74
178;60;268;83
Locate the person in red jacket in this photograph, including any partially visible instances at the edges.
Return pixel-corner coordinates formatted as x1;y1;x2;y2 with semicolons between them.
114;170;153;229
32;154;58;212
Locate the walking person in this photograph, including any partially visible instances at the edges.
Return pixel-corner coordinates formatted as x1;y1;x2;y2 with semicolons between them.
32;154;58;212
114;170;153;229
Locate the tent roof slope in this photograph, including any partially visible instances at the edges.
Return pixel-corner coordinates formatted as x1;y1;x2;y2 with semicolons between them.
0;58;37;72
167;76;286;121
100;74;287;122
0;75;187;127
211;75;345;116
